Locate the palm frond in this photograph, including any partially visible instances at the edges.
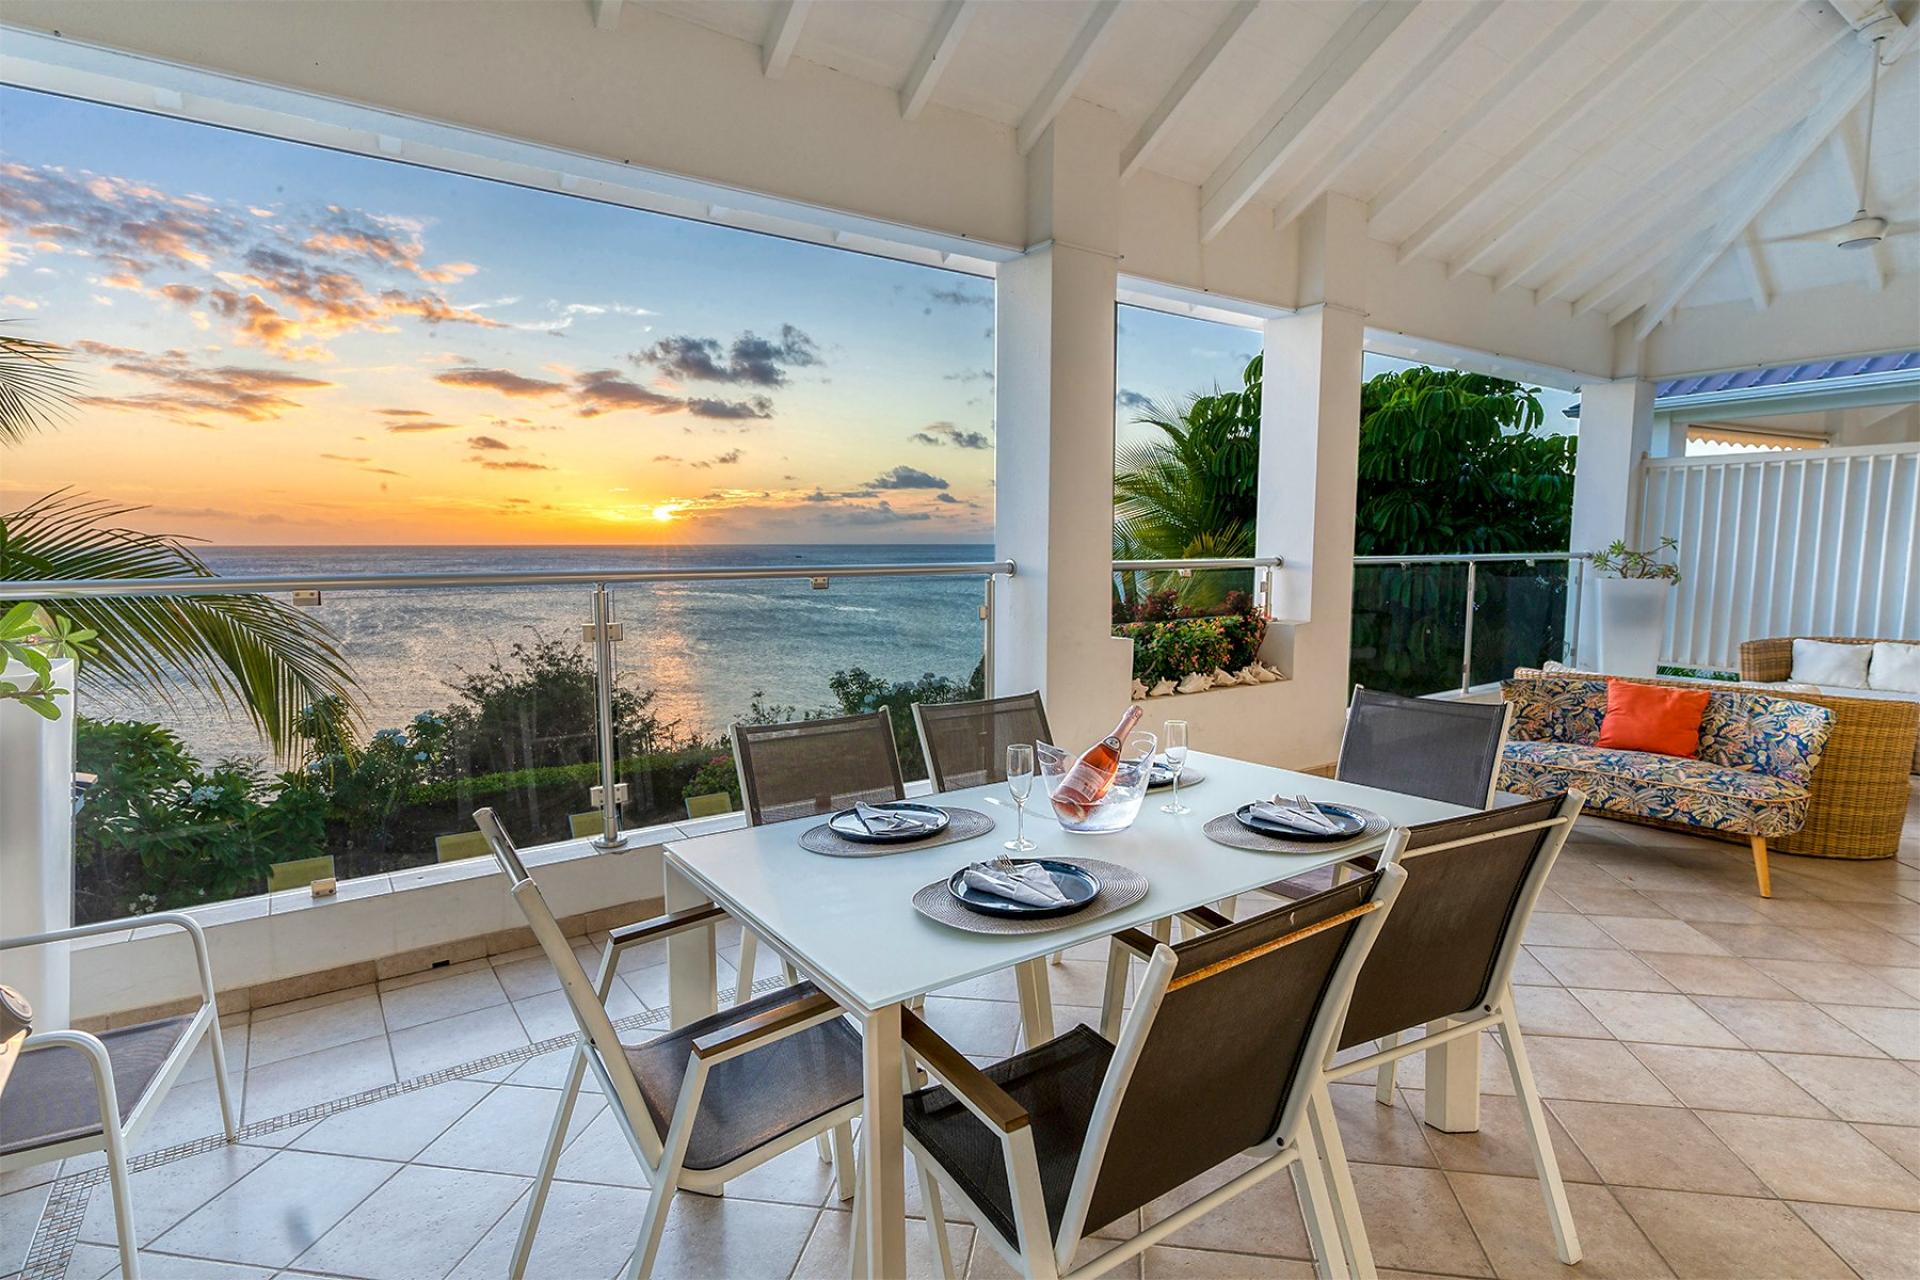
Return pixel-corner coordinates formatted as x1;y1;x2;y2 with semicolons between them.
0;490;359;755
0;328;82;445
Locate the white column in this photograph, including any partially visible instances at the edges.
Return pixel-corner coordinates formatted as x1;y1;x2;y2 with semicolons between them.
993;102;1134;752
1570;378;1655;663
0;658;76;1028
1252;194;1368;767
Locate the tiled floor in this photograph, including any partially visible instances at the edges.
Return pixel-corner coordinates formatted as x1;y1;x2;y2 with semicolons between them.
7;794;1919;1280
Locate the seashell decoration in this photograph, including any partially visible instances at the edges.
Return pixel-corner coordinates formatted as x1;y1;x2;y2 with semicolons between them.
1148;678;1176;697
1176;672;1212;695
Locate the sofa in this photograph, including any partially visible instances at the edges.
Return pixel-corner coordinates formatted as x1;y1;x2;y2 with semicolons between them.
1499;672;1835;896
1740;636;1920;773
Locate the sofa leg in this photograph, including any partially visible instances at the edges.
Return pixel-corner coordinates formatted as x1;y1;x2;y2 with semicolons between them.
1749;836;1772;898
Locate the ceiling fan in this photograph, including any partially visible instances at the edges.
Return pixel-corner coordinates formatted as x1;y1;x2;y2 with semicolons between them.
1762;24;1917;251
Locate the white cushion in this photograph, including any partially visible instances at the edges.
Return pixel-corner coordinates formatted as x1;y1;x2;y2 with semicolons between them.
1868;642;1920;695
1791;639;1871;688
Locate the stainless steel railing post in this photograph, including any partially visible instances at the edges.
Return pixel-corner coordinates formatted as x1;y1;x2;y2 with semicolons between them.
590;583;628;853
1460;559;1478;695
981;575;996;698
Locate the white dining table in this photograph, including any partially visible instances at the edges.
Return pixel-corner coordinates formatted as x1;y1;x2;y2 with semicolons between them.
661;749;1477;1279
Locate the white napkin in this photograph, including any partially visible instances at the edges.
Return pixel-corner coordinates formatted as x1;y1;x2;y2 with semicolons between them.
962;861;1070;907
853;801;940;833
1247;796;1344;835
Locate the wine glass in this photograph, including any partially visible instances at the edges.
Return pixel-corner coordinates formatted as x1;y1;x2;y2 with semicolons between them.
1004;743;1037;853
1160;719;1190;814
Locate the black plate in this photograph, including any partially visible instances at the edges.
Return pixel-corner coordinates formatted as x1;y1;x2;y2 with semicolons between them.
1147;760;1202;791
947;859;1101;918
827;802;951;844
1233;801;1366;842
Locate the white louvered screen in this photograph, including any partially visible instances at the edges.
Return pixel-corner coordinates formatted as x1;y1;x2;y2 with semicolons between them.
1636;442;1920;672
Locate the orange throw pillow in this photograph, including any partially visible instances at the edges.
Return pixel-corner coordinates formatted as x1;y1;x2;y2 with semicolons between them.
1595;679;1711;758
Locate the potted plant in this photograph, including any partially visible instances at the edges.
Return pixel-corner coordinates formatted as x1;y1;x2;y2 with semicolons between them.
1589;537;1680;677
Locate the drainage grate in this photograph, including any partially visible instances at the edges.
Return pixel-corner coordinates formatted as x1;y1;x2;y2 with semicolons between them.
18;975;786;1280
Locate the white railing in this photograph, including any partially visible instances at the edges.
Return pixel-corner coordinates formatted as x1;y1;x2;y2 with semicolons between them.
1637;441;1920;671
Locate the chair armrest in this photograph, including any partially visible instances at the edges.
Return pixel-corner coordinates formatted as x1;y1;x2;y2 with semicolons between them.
690;989;841;1061
608;903;727;949
901;1009;1029;1134
1739;637;1794;683
1178;905;1233;933
1108;928;1160;960
5;913;219;1008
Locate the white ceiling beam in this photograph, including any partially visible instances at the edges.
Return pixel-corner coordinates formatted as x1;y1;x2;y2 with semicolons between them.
1017;0;1123;156
1497;21;1844;299
1199;0;1417;241
1368;0;1605;234
899;0;976;121
1635;18;1920;340
588;0;621;31
1448;2;1801;283
1833;119;1891;290
762;0;813;79
1267;0;1500;231
1573;229;1687;317
1737;226;1776;312
1120;0;1259;182
1395;2;1699;265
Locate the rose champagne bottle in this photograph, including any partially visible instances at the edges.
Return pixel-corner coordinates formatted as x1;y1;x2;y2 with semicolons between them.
1051;705;1145;820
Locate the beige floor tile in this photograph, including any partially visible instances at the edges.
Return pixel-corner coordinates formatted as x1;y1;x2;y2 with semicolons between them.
1751;897;1889;932
241;1036;396;1124
1588;916;1730;956
388;1002;531;1077
1690;922;1842;961
1750;958;1920;1009
1840;900;1920;937
1523;914;1614;949
1139;1153;1313;1259
1445;1172;1670;1279
1509;949;1559;987
174;1017;249;1085
490;950;566;1001
61;1243;275;1280
1141;1246;1318;1278
1793;928;1920;968
1867;965;1920;1000
418;1082;603;1178
1541;882;1670;919
77;1144;276;1248
445;1179;648;1280
1347;1163;1493;1278
644;1192;822;1280
1510;987;1610;1039
290;1078;493;1161
1789;1202;1920;1280
1546;1101;1768;1196
0;1182;51;1275
1568;990;1744;1048
1692;996;1885;1057
1527;947;1675;993
969;1233;1139;1278
1633;952;1795;999
378;963;511;1032
510;980;645;1040
1637;890;1769;925
1511;1036;1679;1106
1823;1002;1920;1059
1406;1091;1600;1185
1613;1186;1855;1279
1698;1112;1920;1210
1626;1044;1832;1118
1324;1082;1437;1167
793;1207;973;1280
292;1163;529;1280
244;991;386;1068
1761;1053;1920;1124
550;1105;648;1189
918;996;1025;1058
148;1149;399;1268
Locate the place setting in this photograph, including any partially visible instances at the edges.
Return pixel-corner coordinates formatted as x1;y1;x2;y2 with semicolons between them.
1202;790;1389;853
798;796;997;857
913;725;1152;935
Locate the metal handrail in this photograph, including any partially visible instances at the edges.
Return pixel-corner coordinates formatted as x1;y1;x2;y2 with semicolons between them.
0;559;1016;599
1351;552;1583;565
1110;557;1283;572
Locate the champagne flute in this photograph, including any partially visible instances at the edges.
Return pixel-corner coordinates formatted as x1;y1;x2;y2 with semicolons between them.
1004;743;1037;853
1161;719;1190;814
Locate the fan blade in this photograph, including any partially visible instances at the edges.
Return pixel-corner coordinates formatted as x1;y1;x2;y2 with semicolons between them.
1758;224;1854;245
1884;222;1919;238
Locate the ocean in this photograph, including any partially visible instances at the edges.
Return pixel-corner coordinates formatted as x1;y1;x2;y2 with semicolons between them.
80;543;995;763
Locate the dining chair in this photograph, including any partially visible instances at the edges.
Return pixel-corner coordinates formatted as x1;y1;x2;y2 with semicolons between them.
889;866;1406;1280
472;808;865;1280
729;708;907;1005
1336;685;1513;809
0;915;237;1280
912;690;1053;791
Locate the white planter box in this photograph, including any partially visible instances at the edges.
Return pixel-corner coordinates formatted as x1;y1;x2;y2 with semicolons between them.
1595;577;1673;678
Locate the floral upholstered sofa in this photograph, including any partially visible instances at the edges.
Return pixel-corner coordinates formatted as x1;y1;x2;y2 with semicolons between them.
1498;672;1834;896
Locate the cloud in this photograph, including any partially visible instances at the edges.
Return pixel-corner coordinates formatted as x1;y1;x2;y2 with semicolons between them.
572;368;682;416
944;367;994;383
935;492;960;504
319;452;371;463
635;324;819;387
467;434;511;450
845;499;932;524
1116;388;1152;411
472;458;551;471
435;366;567;398
926;284;991;309
869;465;949;491
73;341;333;425
686;395;773;420
378;408;431;417
385;420;462;433
689;447;744;469
909;421;990;450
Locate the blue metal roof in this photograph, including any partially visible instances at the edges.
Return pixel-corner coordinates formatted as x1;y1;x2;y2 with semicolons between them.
1655;350;1920;398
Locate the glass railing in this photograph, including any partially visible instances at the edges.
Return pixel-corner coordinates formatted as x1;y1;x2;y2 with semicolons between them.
1352;553;1583;697
6;557;1010;922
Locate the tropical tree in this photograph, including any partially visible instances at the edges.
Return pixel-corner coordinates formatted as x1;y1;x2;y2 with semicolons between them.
0;329;357;754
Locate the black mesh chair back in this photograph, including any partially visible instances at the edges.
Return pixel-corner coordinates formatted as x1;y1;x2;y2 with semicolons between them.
731;709;906;826
1083;874;1392;1231
1337;686;1512;809
1339;795;1573;1049
913;691;1053;792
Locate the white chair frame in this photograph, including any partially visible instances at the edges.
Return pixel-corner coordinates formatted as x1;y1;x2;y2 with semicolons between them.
897;863;1407;1280
474;809;860;1280
0;914;237;1280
